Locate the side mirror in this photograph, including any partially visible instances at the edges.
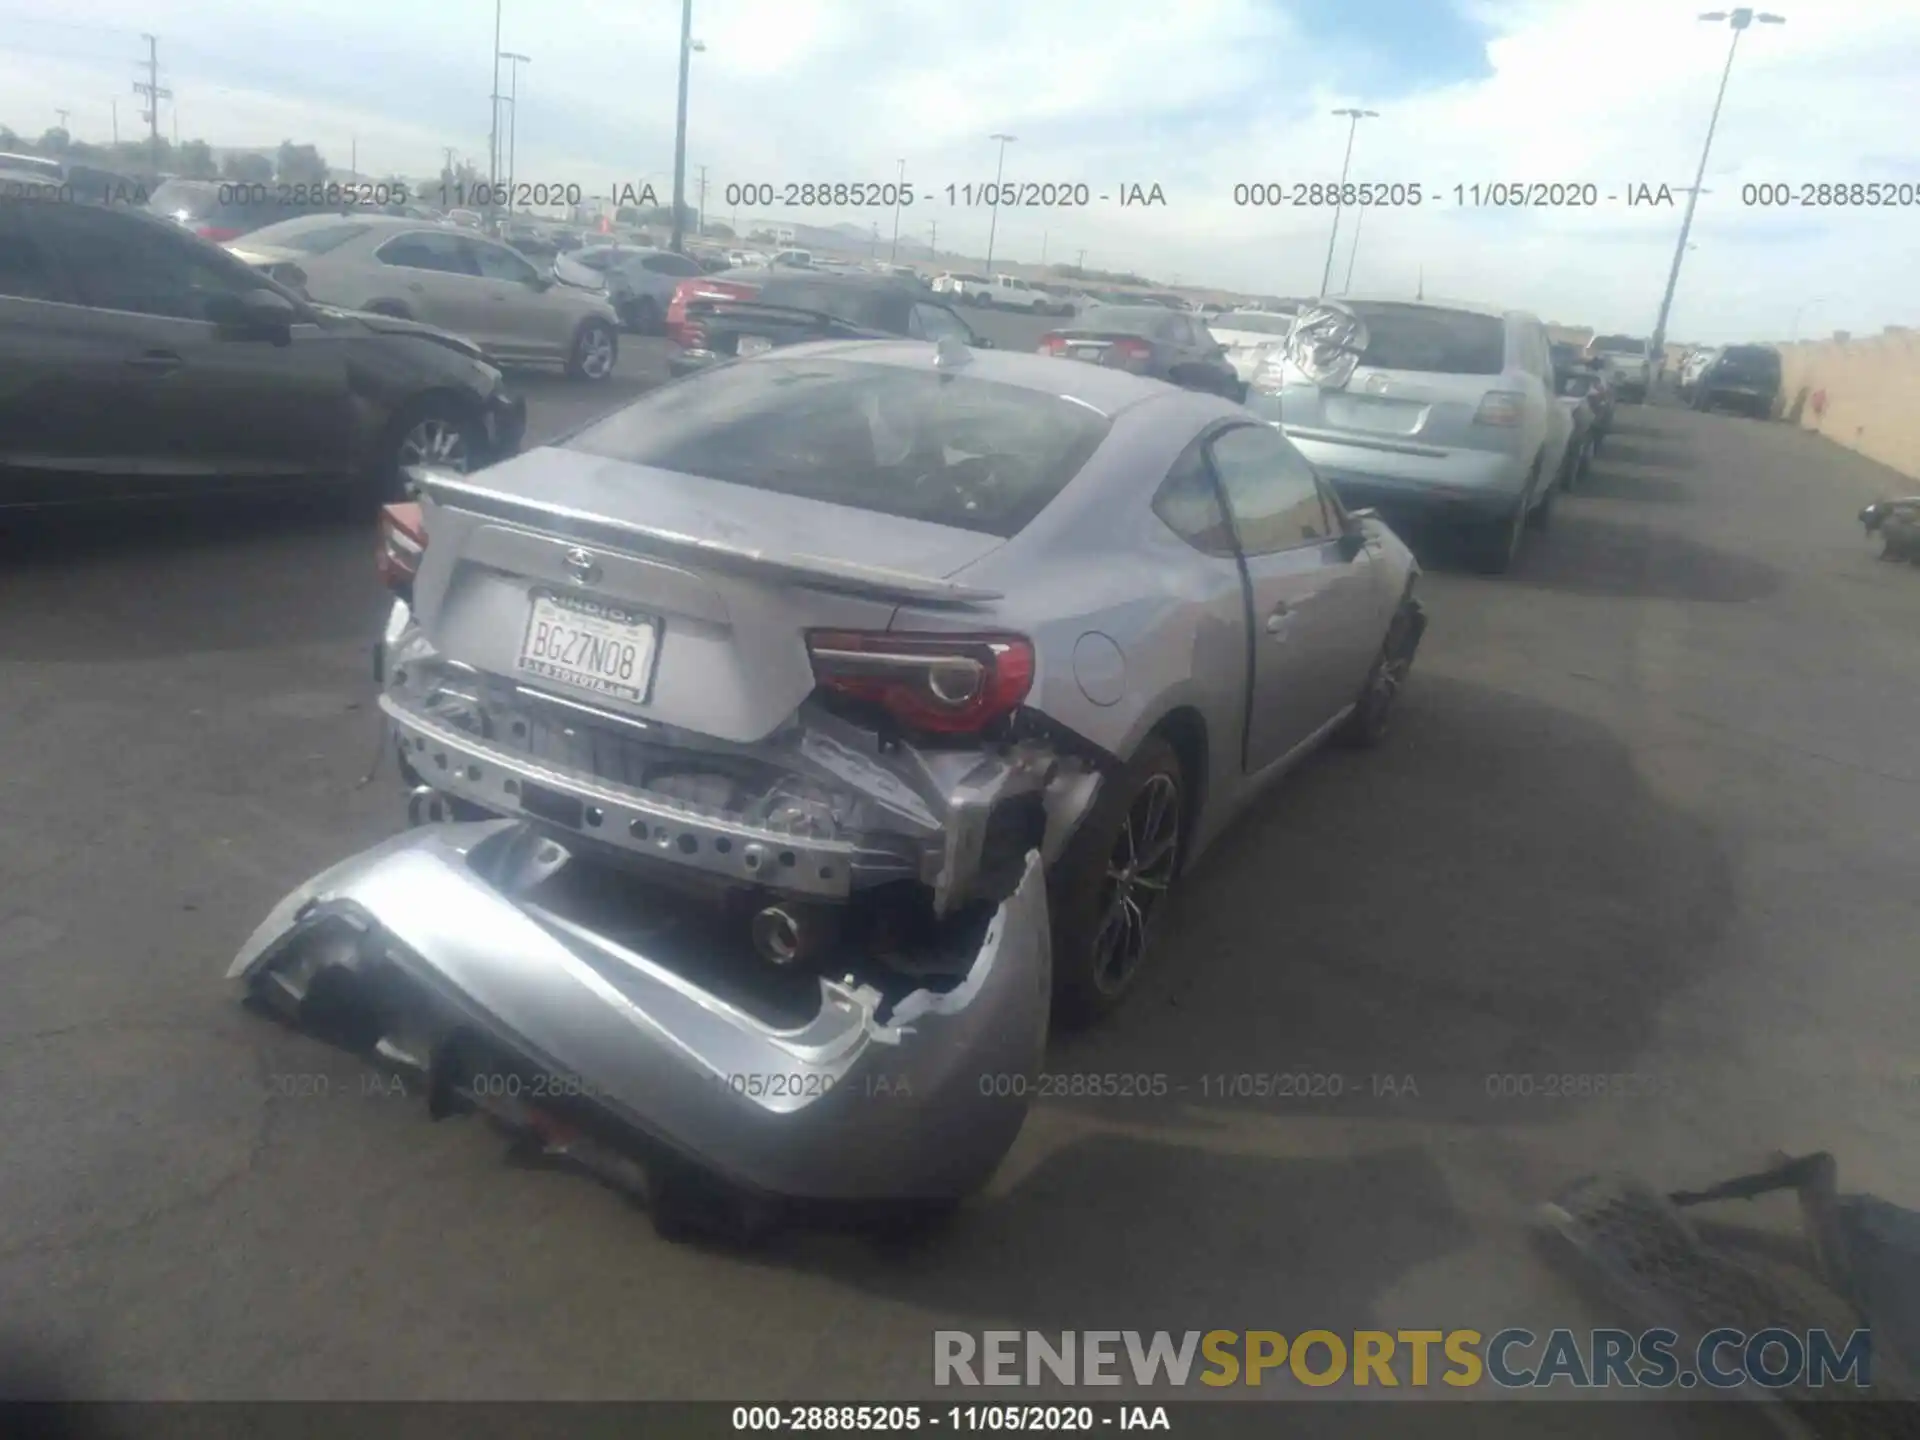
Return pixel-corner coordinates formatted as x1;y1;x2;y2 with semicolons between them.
1336;528;1367;562
208;288;296;344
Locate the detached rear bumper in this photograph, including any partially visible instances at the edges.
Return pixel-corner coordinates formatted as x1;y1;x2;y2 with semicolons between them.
228;820;1050;1205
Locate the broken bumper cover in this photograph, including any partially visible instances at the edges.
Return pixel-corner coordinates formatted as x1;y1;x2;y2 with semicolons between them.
228;820;1050;1204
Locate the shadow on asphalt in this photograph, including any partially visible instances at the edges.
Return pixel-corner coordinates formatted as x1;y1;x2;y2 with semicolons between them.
0;493;391;659
1588;435;1697;475
1399;515;1783;603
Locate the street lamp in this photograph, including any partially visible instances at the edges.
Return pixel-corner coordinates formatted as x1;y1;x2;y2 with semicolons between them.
669;0;707;253
499;52;529;215
984;133;1016;276
488;0;503;195
1649;9;1784;360
1319;107;1378;296
1342;204;1365;292
890;158;905;263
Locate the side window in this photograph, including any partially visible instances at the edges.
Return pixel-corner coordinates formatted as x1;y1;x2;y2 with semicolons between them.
1152;440;1238;557
1205;424;1330;555
376;231;479;276
40;209;253;320
0;228;63;302
472;240;538;284
909;302;970;342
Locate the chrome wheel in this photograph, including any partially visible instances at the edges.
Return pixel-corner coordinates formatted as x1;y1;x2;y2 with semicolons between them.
396;416;472;472
576;324;616;379
1091;772;1181;994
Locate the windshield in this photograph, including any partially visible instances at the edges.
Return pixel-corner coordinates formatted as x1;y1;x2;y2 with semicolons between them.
1349;302;1507;374
563;358;1109;537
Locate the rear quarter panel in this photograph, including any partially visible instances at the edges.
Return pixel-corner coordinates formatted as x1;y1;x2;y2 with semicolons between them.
889;392;1254;826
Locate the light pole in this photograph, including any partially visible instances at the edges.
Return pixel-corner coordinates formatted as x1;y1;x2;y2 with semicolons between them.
1790;297;1828;342
1342;204;1364;292
1649;8;1784;361
1319;107;1377;296
500;51;529;215
669;0;704;254
889;158;905;263
984;133;1016;276
488;0;503;198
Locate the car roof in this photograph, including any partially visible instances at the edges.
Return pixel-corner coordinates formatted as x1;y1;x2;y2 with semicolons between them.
742;337;1185;417
1338;294;1519;321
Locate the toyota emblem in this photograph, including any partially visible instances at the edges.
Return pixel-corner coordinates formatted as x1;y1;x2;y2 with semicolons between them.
562;547;601;585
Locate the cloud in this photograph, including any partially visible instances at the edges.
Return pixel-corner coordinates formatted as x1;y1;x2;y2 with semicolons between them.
2;0;1913;340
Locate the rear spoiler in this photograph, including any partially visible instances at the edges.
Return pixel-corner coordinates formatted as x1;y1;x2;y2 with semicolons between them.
411;471;1004;606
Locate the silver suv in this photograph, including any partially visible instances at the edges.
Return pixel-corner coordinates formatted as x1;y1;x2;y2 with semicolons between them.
1252;297;1571;573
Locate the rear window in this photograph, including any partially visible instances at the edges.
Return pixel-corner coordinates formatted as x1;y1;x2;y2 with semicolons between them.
757;281;900;330
563;357;1112;538
1214;312;1293;336
1075;305;1172;337
1718;346;1780;375
1349;303;1506;375
1592;335;1647;356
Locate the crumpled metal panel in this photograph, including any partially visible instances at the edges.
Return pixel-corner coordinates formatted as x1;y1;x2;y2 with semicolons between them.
229;820;1052;1206
1285;300;1369;391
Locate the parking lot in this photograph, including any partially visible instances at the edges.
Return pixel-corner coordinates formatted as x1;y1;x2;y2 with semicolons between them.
2;376;1917;1412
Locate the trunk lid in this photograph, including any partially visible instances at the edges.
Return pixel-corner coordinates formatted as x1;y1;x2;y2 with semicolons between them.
407;449;1007;745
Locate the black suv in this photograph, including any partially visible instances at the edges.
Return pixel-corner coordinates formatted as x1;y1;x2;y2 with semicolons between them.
667;272;987;376
1692;344;1782;418
0;197;526;509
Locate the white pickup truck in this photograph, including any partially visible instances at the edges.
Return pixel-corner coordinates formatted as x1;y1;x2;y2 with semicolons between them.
984;274;1049;311
930;272;993;305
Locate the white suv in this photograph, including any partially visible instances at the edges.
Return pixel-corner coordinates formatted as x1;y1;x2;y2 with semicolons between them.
930;272;992;305
1585;334;1653;402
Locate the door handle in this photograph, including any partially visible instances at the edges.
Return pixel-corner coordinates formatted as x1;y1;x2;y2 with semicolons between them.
124;350;184;374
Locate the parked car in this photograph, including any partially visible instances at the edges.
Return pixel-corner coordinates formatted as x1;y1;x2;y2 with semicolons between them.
1860;495;1920;564
1553;368;1600;491
769;248;814;269
227;214;621;380
501;219;560;259
1551;343;1614;448
1678;346;1720;400
147;177;368;243
0;196;525;508
931;272;994;304
1584;333;1654;402
565;244;706;333
1207;309;1298;383
372;339;1426;1036
1035;305;1245;402
1257;298;1571;573
1691;344;1780;417
665;271;987;377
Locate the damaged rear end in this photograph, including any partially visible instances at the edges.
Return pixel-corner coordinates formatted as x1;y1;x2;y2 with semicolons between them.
230;818;1051;1231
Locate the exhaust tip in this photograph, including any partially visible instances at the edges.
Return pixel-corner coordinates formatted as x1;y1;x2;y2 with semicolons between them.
407;785;457;828
750;906;805;967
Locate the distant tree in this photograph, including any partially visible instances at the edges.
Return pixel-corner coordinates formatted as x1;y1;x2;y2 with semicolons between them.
176;139;218;179
0;127;18;151
222;151;273;183
274;141;328;184
38;126;70;155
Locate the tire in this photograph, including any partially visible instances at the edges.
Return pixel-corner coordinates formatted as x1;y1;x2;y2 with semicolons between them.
1048;735;1186;1028
377;395;483;499
567;319;619;381
1337;597;1422;749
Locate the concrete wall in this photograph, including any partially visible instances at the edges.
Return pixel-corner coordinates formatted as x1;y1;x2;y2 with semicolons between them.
1775;327;1920;484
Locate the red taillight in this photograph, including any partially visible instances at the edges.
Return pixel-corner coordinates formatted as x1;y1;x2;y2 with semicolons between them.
666;276;759;347
196;225;243;242
377;502;425;594
1109;337;1151;362
1472;390;1525;427
806;630;1035;735
1038;333;1068;356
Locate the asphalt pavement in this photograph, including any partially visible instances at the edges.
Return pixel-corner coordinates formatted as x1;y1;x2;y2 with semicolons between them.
1;380;1916;1421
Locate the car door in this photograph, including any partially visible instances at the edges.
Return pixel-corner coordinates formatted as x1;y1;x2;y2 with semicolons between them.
639;250;703;307
30;204;350;492
1205;423;1378;771
467;235;563;360
371;228;492;342
0;203;152;504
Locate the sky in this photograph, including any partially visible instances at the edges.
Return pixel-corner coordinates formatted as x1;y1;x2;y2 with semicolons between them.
2;0;1917;343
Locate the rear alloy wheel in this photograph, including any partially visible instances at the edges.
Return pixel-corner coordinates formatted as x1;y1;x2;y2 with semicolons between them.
1048;736;1184;1028
568;319;619;381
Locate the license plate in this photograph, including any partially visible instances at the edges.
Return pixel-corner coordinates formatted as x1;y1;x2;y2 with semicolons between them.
738;335;772;356
1070;345;1103;360
516;591;658;703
